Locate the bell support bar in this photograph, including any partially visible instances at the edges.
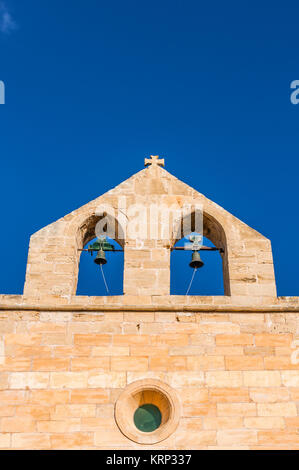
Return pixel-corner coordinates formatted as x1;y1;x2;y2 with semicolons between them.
78;246;223;253
78;248;124;252
171;246;224;253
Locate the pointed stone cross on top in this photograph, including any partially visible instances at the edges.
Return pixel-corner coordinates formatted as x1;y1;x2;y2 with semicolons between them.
144;155;165;167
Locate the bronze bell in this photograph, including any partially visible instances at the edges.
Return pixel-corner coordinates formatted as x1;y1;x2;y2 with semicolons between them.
189;251;204;269
94;249;107;265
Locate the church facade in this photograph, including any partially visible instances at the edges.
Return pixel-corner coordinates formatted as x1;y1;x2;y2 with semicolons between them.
0;157;298;449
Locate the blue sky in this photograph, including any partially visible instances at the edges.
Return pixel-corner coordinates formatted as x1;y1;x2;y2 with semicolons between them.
0;0;298;296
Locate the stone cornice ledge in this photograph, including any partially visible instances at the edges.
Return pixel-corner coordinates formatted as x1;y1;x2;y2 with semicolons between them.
0;295;298;313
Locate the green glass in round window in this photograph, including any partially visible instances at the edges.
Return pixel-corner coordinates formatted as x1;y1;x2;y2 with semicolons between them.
134;404;162;432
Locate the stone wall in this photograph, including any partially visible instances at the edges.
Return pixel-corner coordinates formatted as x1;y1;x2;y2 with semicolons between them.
3;163;297;449
0;296;298;450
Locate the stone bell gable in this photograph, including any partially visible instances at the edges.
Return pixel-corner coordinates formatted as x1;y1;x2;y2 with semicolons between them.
23;158;276;302
0;156;298;450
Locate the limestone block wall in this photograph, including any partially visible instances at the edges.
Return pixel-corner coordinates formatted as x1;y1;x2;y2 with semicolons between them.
0;298;298;450
4;162;296;450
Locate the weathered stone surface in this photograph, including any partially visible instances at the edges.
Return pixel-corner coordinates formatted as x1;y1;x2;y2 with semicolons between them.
0;161;297;449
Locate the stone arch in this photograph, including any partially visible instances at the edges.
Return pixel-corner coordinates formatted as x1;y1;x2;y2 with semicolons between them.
74;211;126;296
76;213;125;250
172;209;230;295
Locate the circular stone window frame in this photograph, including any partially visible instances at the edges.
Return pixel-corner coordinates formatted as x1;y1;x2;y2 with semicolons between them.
115;379;181;445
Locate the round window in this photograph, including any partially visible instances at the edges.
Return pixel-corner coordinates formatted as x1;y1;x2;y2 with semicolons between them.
115;379;181;444
134;404;162;432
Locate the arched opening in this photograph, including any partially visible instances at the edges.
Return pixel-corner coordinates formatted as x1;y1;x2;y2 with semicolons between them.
75;213;125;296
170;234;224;295
171;211;229;296
76;236;124;296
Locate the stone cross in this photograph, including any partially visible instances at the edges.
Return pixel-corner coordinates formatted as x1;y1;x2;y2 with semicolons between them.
144;155;165;167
